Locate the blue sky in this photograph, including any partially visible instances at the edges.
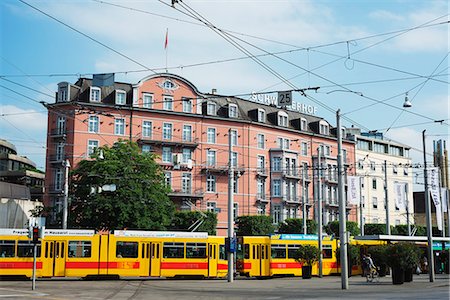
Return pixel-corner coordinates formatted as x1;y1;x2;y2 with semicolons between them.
0;0;448;187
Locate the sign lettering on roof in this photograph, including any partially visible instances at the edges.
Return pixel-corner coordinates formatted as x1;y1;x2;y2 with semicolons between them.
250;92;318;115
114;230;208;238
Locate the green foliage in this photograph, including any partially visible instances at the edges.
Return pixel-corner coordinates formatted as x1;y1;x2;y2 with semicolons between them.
278;218;317;234
368;245;388;267
170;211;217;235
364;223;395;235
325;221;360;237
68;140;175;230
386;242;421;270
336;244;360;266
292;245;321;266
235;215;274;236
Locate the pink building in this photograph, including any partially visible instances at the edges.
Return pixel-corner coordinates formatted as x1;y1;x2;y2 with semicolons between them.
44;73;356;235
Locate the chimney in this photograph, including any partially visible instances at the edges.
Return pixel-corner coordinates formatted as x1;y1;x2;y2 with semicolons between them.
211;88;217;94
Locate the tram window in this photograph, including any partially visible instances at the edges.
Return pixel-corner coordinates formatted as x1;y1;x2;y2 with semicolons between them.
219;245;226;260
156;244;160;258
17;241;41;257
0;240;15;257
252;245;256;259
271;244;287;259
287;244;300;259
323;245;332;259
141;244;145;258
116;241;138;258
163;242;184;258
186;243;207;258
68;241;92;258
244;244;249;259
45;242;49;258
61;243;65;258
261;246;265;259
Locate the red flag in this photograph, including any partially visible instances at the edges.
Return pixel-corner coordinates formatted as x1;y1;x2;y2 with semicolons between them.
164;29;168;49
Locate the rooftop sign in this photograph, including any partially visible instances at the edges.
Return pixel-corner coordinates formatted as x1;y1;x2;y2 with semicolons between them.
250;92;318;115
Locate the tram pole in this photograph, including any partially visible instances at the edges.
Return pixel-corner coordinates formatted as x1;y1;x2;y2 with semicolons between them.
423;130;435;282
317;147;323;278
384;160;390;235
302;166;307;235
337;110;348;289
227;129;234;283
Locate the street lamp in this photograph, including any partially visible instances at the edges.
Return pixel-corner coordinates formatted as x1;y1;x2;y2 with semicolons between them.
62;159;71;229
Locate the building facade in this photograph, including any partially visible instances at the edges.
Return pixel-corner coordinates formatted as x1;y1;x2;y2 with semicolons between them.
44;73;357;234
347;128;414;229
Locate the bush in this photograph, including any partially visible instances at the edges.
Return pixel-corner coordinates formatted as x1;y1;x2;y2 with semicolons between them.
292;245;321;266
170;211;217;235
364;223;395;235
278;218;317;234
336;244;360;266
386;242;420;270
235;215;274;236
325;221;359;237
368;244;388;267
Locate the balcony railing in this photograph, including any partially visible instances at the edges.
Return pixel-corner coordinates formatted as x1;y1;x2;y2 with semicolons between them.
168;188;204;198
49;155;65;164
283;169;301;179
49;128;66;137
256;167;268;177
139;137;199;148
256;193;269;203
283;196;300;204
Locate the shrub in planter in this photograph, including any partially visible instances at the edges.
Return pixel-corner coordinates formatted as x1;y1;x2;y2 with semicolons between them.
292;245;321;279
386;243;420;285
368;245;388;277
336;244;360;277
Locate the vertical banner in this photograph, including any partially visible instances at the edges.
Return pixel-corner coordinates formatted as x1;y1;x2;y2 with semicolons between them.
441;188;448;213
347;176;360;205
394;182;406;210
428;167;442;230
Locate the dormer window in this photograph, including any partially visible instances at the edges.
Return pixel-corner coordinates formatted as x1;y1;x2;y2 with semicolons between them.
142;93;153;109
319;121;329;135
115;90;126;105
257;109;266;122
278;112;288;127
163;80;175;89
300;118;307;131
229;104;238;118
207;101;216;115
90;87;101;102
57;82;69;102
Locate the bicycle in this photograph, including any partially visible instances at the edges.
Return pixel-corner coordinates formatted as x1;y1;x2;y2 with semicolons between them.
366;267;379;283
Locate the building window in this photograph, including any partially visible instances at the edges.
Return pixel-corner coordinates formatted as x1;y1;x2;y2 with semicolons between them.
358;160;364;170
373;218;379;224
115;90;126;105
207;128;216;144
233;175;238;194
142;93;153;109
58;84;68;102
183;125;192;142
273;179;281;196
164;172;171;188
142;121;152;138
257;204;266;215
207;150;216;166
206;175;216;193
393;165;398;174
182;173;191;193
163;95;173;110
319;121;329;135
230;130;238;146
206;201;216;212
57;116;66;135
278;112;288;127
273;205;281;224
233;203;239;220
372;179;377;190
257;155;265;171
257;179;265;199
342;149;347;163
207;102;216;115
357;139;371;151
300;118;307;131
231;152;238;167
361;195;365;207
87;140;99;156
142;145;152;153
162;147;172;163
273;157;281;172
370;161;376;171
257;134;265;149
182;97;192;113
54;168;63;190
88;116;99;133
229;104;238;118
374;142;387;153
372;197;378;209
301;142;308;156
258;109;266;122
56;143;64;161
182;148;191;164
114;118;125;135
90;87;101;102
163;123;172;140
277;137;290;150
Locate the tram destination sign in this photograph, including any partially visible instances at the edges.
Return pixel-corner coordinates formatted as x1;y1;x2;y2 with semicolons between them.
250;91;318;115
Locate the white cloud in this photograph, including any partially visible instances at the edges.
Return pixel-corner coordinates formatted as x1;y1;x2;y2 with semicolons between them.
369;10;405;22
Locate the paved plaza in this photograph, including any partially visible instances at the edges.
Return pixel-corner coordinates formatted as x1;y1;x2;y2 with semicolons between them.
0;274;448;300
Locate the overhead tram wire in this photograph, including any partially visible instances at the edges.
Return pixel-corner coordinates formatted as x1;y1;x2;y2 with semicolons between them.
0;78;55;99
18;0;159;75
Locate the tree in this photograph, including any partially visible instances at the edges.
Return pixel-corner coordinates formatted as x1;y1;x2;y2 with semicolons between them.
69;141;175;230
325;221;359;237
235;216;274;236
278;218;317;234
170;211;217;235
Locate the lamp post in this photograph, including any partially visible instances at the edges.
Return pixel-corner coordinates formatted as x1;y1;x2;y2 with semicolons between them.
423;130;435;282
62;159;71;229
317;147;323;278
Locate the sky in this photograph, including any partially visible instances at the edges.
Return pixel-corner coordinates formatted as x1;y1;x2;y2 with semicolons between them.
0;0;448;190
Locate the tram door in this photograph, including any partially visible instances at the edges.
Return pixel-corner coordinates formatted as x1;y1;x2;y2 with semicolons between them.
260;244;269;276
41;240;66;277
208;243;218;277
252;244;261;276
141;242;151;276
150;242;161;277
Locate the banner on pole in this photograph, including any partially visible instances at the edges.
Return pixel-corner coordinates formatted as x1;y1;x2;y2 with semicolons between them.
394;182;406;211
347;176;361;205
441;188;448;213
428;167;442;230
